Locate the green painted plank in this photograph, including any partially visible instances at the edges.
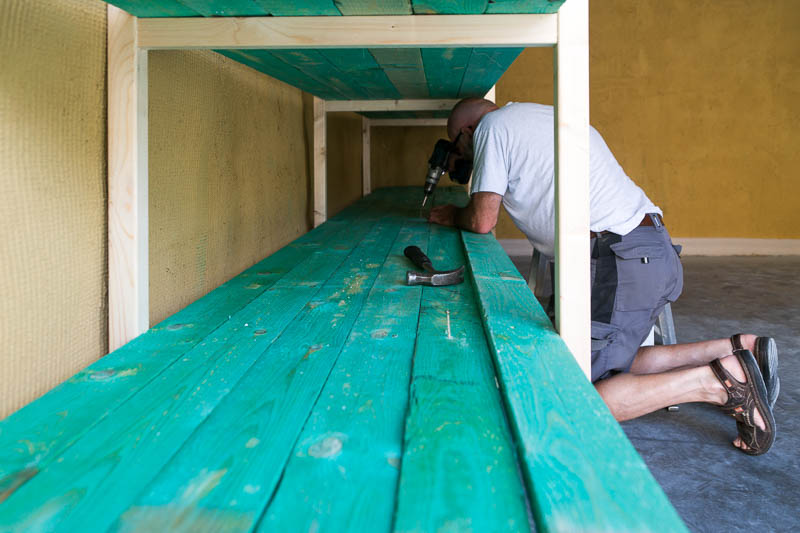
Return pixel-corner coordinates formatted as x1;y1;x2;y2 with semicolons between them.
335;0;412;15
411;0;488;15
0;197;382;504
320;49;402;100
177;0;268;16
421;48;471;99
369;49;430;99
0;214;389;532
458;48;522;98
393;221;530;533
250;0;341;16
485;0;565;14
106;216;404;533
259;218;428;532
104;0;200;17
461;231;688;533
216;50;346;100
270;50;371;100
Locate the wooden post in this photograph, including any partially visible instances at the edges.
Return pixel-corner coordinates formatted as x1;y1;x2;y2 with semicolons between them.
554;0;591;378
108;5;149;351
361;117;371;196
313;97;327;227
485;85;496;103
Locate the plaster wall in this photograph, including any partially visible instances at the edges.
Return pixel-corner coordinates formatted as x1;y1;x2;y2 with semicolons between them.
0;0;108;418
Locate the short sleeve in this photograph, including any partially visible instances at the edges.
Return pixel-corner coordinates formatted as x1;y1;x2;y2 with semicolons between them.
470;118;509;197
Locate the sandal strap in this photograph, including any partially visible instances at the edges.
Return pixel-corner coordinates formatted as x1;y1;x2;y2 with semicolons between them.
709;357;754;424
730;333;745;352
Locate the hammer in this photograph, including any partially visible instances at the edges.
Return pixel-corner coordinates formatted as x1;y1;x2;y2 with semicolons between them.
404;246;465;287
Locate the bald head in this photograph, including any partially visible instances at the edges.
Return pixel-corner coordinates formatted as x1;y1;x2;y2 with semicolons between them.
447;98;499;140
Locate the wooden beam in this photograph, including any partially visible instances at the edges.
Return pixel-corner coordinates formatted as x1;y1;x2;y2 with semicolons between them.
108;5;149;351
553;0;591;378
484;84;496;103
137;14;558;50
313;96;327;227
368;118;447;127
324;99;457;112
362;117;371;196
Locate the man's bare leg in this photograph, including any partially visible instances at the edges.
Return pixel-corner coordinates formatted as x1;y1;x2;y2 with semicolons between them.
629;334;757;375
596;352;765;452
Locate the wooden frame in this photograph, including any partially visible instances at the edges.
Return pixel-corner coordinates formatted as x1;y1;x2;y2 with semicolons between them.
108;8;591;378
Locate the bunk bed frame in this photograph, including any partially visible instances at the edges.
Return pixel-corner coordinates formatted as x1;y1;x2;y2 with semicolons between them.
107;3;592;378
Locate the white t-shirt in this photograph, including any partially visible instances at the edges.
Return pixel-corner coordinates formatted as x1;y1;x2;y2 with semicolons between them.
471;103;660;257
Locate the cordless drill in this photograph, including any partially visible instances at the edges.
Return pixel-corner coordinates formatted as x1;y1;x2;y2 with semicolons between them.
422;139;453;207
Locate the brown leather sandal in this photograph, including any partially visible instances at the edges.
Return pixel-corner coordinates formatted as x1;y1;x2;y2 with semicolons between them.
731;333;779;408
710;349;776;456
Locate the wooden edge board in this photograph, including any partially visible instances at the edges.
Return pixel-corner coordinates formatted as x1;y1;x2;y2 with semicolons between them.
102;217;406;533
324;99;458;112
393;221;530;532
460;231;688;533
368;118;447;127
0;216;393;531
259;218;429;532
136;14;558;50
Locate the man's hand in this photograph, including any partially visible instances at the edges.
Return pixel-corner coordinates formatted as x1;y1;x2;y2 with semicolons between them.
428;204;457;227
427;192;502;234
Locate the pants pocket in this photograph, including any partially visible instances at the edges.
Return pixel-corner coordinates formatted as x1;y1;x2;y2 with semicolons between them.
610;240;668;311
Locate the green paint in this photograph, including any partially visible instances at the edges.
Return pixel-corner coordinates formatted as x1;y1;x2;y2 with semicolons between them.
422;48;471;98
393;218;530;533
335;0;412;15
260;218;428;532
177;0;267;16
458;48;523;98
461;231;688;533
105;0;200;17
270;50;371;100
411;0;488;15
369;49;430;99
0;212;388;533
250;0;341;16
321;49;402;100
485;0;564;15
108;215;404;533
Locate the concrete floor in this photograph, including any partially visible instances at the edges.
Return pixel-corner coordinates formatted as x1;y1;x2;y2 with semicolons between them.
508;254;800;532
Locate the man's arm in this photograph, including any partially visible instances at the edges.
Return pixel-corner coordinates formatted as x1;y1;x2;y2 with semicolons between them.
428;192;502;234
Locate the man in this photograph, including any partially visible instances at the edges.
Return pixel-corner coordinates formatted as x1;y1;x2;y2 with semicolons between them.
429;98;778;455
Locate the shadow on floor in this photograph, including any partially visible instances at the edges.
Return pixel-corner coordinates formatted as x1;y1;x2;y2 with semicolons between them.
508;254;800;532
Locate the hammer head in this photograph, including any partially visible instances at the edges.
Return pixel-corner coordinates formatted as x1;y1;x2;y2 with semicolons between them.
406;265;465;287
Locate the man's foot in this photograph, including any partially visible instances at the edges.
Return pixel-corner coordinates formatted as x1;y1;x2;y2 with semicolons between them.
711;351;775;454
731;333;779;408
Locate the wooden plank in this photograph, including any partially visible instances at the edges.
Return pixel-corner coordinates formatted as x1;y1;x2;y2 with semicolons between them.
177;0;268;16
336;0;411;15
368;118;447;126
369;49;429;99
319;49;402;99
0;198;380;498
362;116;371;196
314;96;327;227
137;14;560;50
104;216;405;533
458;47;522;97
393;220;530;533
554;0;591;377
258;218;428;532
0;212;390;533
105;0;200;17
486;0;564;14
411;0;488;15
250;0;341;16
324;99;457;112
216;50;346;100
108;5;149;351
269;49;370;100
421;48;471;98
460;231;688;533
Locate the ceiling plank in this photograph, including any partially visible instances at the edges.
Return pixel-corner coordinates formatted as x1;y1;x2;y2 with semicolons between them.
458;48;522;97
250;0;341;15
335;0;412;15
369;49;429;99
177;0;268;16
270;50;371;99
105;0;199;17
422;48;471;98
410;0;488;15
320;49;402;99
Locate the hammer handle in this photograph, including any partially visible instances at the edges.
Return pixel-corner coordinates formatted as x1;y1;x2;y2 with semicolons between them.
404;246;434;272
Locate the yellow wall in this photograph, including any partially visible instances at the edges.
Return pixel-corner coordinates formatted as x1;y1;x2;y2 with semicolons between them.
1;0;108;418
326;112;364;217
372;0;800;240
0;1;312;417
148;51;309;324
